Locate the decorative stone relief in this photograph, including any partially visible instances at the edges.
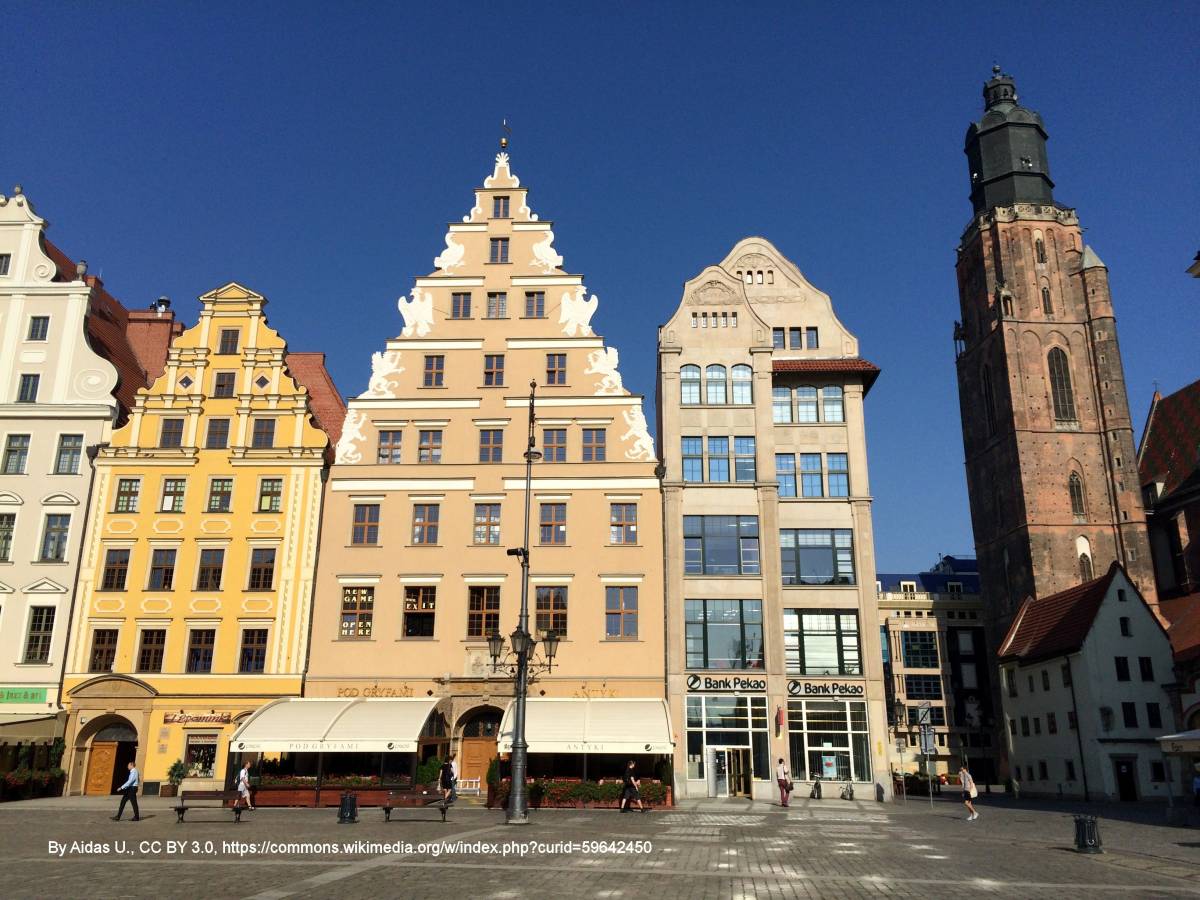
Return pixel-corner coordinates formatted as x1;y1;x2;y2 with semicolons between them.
106;519;136;534
335;409;367;464
686;281;736;306
397;288;434;338
152;519;183;533
190;597;221;614
735;253;772;268
484;152;520;189
585;348;625;395
363;350;404;398
530;231;563;273
242;597;273;614
433;232;465;271
621;407;656;462
140;598;171;614
559;286;598;337
93;597;125;614
465;647;489;678
199;519;231;534
250;518;281;534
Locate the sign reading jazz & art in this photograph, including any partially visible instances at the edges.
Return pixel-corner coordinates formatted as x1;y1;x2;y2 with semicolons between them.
787;680;865;698
1;687;48;704
686;674;767;693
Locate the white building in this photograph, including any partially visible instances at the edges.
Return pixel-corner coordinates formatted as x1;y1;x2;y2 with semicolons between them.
998;562;1176;800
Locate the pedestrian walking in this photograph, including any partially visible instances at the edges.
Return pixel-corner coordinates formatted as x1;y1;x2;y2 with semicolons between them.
1192;771;1200;807
619;759;646;813
960;765;979;821
448;753;459;803
110;761;140;821
439;757;455;806
776;758;792;807
236;761;255;812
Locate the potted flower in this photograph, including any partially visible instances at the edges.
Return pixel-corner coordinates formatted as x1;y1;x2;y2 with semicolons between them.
161;759;187;798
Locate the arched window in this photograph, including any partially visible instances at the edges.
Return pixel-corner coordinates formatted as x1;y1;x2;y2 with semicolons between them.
1079;553;1094;582
1041;286;1053;315
1035;238;1046;264
822;386;845;423
772;387;792;423
982;366;997;437
796;386;818;423
680;365;701;405
705;365;727;405
1047;348;1077;421
1068;472;1086;521
731;365;753;404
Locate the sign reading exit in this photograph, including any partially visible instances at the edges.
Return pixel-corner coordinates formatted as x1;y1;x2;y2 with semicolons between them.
1;687;47;704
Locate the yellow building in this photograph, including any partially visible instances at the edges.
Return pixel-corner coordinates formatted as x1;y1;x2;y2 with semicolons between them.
60;283;344;795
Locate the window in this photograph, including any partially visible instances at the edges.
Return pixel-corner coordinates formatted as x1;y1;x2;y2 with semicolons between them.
489;237;509;263
776;454;796;497
685;599;764;669
1147;702;1163;729
486;292;507;318
901;632;938;668
1068;710;1078;729
1121;701;1137;728
418;430;442;463
218;329;240;354
186;629;215;673
772;327;786;348
682;437;703;482
535;586;568;635
905;675;942;699
351;504;380;545
251;419;275;449
1061;663;1072;687
773;387;792;423
780;529;855;585
1037;760;1048;780
605;586;638;639
207;478;233;512
1033;717;1042;735
113;478;140;512
1035;237;1046;264
479;429;503;463
1079;553;1093;581
423;355;445;387
610;503;637;544
906;706;946;726
1151;760;1166;782
683;515;760;575
786;698;870;783
1048;348;1077;421
734;437;756;482
404;586;437;637
1041;286;1053;315
184;734;218;778
582;428;606;462
1118;589;1127;602
981;366;997;437
340;586;374;638
450;292;472;319
213;372;236;398
1069;472;1086;520
27;316;50;341
377;430;403;463
412;504;440;544
784;610;860;675
195;548;224;590
483;354;505;386
239;629;268;673
1117;616;1132;637
467;586;500;637
707;437;729;482
806;327;819;349
546;353;566;385
1138;656;1154;681
137;629;165;673
17;374;39;403
1042;669;1051;690
1047;712;1058;734
492;195;509;218
54;434;83;474
23;607;55;663
156;477;186;513
827;453;849;497
103;614;145;677
148;549;176;590
800;453;823;497
0;254;8;275
525;291;545;318
159;418;184;448
1115;656;1130;681
705;365;727;404
539;503;566;544
796;386;818;422
248;548;276;590
206;418;230;449
822;386;845;423
543;428;566;463
681;365;701;405
731;365;753;404
0;513;14;562
789;327;802;350
40;514;70;561
473;503;500;545
2;434;29;474
101;549;129;590
1066;759;1077;781
257;478;282;512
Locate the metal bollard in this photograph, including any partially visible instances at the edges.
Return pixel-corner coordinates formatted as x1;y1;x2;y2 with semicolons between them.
1073;814;1102;853
337;791;358;824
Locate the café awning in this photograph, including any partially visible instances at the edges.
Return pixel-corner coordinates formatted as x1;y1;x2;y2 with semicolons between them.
1158;730;1200;755
0;712;61;742
498;698;674;755
230;698;438;753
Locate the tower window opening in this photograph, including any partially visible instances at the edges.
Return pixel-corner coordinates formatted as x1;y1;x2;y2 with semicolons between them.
1041;286;1052;316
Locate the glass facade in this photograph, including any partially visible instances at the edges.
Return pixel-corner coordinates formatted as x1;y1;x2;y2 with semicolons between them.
685;694;769;780
787;699;871;782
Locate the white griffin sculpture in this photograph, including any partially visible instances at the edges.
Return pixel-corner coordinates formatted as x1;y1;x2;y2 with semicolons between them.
397;288;434;337
559;286;598;337
433;232;465;271
364;350;404;398
530;231;563;273
621;407;656;461
585;347;625;395
335;409;368;464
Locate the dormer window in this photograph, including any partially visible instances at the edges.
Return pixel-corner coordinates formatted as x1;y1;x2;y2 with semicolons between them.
489;238;509;264
218;329;240;355
492;196;510;218
900;580;917;596
27;316;49;341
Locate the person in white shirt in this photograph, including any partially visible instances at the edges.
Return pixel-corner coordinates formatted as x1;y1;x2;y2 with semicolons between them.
237;761;254;811
448;754;459;802
111;762;140;821
960;766;979;821
776;758;792;808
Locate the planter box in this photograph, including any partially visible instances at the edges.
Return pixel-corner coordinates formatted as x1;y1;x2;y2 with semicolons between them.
159;784;179;798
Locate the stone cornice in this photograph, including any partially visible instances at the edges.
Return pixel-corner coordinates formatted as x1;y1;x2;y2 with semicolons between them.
958;202;1080;245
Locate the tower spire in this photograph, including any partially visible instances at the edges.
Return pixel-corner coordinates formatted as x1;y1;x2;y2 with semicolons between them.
964;67;1054;214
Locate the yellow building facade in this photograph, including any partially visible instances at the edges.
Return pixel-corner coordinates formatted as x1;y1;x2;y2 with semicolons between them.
60;283;343;795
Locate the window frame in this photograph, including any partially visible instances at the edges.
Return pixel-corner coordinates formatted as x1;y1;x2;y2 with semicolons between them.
53;434;84;475
411;503;440;545
684;598;765;670
609;502;637;545
339;586;374;639
539;502;567;545
403;586;437;638
783;609;862;676
351;503;380;545
100;548;130;591
605;586;638;640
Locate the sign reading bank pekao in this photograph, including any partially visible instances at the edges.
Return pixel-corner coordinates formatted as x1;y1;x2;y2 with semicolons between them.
787;680;865;697
686;674;767;693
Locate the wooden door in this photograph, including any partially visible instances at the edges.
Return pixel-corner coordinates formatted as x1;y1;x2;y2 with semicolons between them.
85;742;118;795
460;738;496;782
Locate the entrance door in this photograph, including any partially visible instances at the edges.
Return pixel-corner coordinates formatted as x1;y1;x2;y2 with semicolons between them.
85;742;118;795
1113;758;1138;801
460;739;496;783
712;748;729;797
728;748;751;797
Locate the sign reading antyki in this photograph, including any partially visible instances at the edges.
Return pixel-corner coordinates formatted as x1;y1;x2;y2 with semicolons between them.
787;680;865;697
686;674;767;693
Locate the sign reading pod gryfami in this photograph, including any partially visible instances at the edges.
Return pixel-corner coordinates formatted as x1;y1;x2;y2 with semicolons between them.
786;680;866;697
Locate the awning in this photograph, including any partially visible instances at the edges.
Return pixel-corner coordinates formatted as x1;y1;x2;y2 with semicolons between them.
498;698;674;754
230;698;438;753
1158;730;1200;755
0;712;62;742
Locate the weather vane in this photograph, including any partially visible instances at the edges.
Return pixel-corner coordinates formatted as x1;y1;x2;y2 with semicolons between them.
500;118;512;150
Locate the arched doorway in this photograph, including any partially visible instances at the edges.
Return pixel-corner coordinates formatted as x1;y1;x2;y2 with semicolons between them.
457;707;502;785
80;717;138;795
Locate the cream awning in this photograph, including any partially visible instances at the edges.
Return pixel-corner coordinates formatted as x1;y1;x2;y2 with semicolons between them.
1158;730;1200;755
230;698;438;753
498;698;674;754
0;712;61;742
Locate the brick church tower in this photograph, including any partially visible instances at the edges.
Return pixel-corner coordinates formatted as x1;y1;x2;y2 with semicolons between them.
953;68;1157;635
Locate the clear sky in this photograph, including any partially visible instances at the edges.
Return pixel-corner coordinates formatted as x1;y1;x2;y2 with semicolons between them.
5;2;1197;572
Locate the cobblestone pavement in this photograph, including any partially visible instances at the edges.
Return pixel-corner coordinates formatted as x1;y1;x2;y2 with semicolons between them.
3;794;1200;899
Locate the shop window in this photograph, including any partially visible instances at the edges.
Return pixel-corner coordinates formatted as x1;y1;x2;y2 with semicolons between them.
184;734;218;778
684;598;764;669
780;528;855;585
787;699;870;782
340;586;374;638
686;694;770;781
535;586;568;635
684;516;760;575
783;609;861;675
403;586;437;637
605;586;638;640
467;586;500;637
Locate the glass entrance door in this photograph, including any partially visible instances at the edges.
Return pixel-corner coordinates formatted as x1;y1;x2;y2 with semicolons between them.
712;747;729;797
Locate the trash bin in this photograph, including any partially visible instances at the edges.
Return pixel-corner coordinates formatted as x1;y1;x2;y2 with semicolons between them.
1073;814;1102;853
337;791;358;824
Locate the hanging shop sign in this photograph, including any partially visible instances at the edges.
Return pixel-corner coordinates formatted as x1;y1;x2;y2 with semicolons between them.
686;674;767;693
786;680;865;698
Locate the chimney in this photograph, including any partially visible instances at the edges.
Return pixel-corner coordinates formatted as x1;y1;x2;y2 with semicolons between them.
153;296;171;316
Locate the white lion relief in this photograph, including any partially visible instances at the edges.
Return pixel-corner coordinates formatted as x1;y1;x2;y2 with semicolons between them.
530;231;563;273
364;350;404;398
585;347;624;395
335;409;368;464
433;232;465;271
559;286;598;337
397;288;434;337
621;407;656;462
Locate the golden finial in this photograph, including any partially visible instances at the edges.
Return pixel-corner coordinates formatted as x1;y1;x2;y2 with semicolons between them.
500;118;511;150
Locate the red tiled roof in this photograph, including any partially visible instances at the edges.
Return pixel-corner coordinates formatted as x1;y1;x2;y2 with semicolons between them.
1163;591;1200;663
286;352;347;458
772;358;881;394
1139;378;1200;503
998;563;1121;664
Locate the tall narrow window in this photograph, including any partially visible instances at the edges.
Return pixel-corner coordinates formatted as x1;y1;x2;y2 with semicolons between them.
796;386;818;422
40;514;70;561
54;434;83;474
257;478;282;512
206;419;230;449
1069;472;1086;521
450;292;472;318
489;237;509;263
101;549;130;590
479;429;503;462
546;353;567;385
705;365;727;404
239;629;268;673
340;587;374;638
412;504;440;544
492;195;510;218
773;387;793;423
351;503;380;545
218;329;240;354
524;291;545;318
195;548;224;590
981;366;998;437
27;316;50;341
827;453;850;497
113;478;140;512
403;587;437;637
483;354;505;386
423;355;445;387
609;503;637;544
707;437;730;482
467;586;500;637
681;365;701;405
377;430;403;463
0;254;9;275
535;586;568;635
186;629;215;673
159;418;184;448
1048;348;1077;421
213;371;236;397
539;502;566;545
1079;553;1093;581
605;586;638;639
473;503;500;545
23;607;55;663
207;478;233;512
731;365;753;404
789;327;802;349
806;327;819;349
17;374;39;403
543;429;566;463
734;437;756;482
822;386;845;423
3;434;30;474
486;292;507;318
772;328;785;349
418;430;442;463
582;428;606;462
160;478;186;512
0;513;15;562
137;629;166;672
800;454;823;497
1035;237;1046;264
1041;286;1053;315
682;437;703;482
776;454;796;497
251;419;275;449
148;549;176;590
248;548;276;590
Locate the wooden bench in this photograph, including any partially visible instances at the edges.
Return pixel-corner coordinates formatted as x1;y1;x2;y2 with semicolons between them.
381;788;452;822
174;789;245;823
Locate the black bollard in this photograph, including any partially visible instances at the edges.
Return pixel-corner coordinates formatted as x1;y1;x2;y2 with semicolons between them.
1073;814;1102;853
337;791;358;824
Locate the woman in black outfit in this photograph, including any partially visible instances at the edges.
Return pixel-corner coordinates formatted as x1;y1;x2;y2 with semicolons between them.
620;760;646;813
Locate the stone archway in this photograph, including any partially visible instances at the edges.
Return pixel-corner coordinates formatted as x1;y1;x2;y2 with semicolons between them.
455;705;503;785
64;675;156;796
74;714;138;796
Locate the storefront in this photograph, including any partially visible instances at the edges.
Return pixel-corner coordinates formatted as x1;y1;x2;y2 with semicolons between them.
681;676;772;799
785;679;873;784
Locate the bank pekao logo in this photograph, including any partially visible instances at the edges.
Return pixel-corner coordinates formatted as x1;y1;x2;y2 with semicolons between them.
685;674;702;691
787;679;865;697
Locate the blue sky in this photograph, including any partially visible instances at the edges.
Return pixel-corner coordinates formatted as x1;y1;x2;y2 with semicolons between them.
6;2;1197;571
